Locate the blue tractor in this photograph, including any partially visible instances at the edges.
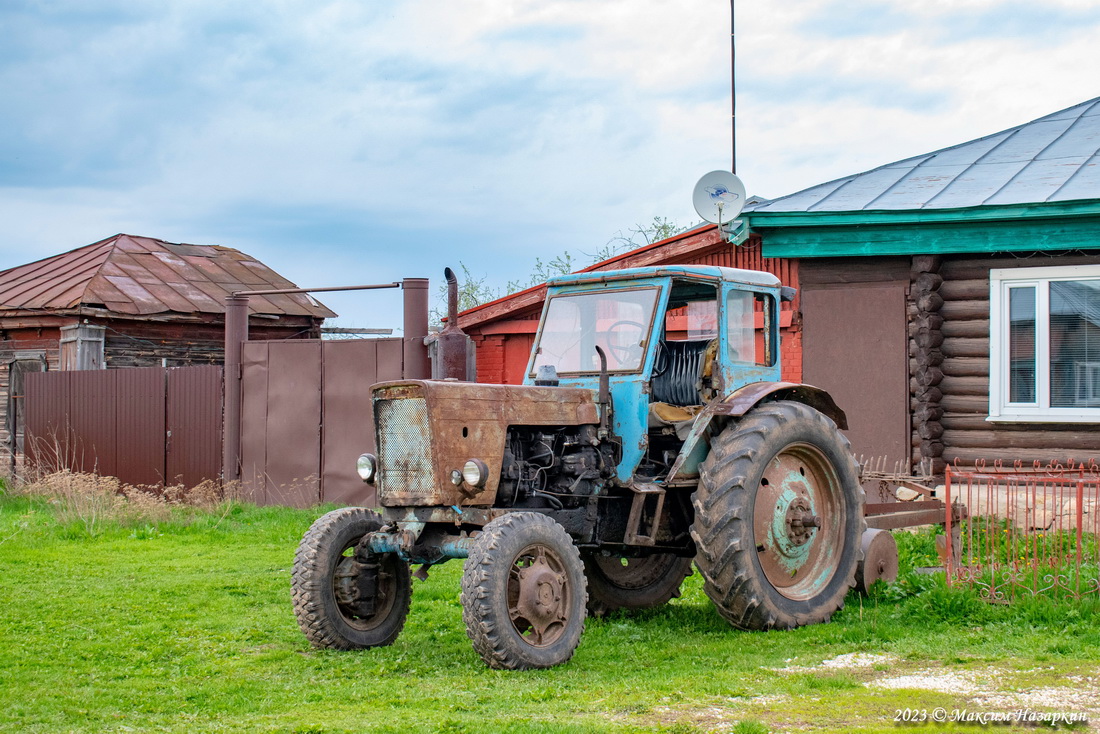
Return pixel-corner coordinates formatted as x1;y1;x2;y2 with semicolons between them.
292;265;865;669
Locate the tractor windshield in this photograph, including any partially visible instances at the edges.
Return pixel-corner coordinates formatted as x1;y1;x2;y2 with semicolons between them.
531;287;659;375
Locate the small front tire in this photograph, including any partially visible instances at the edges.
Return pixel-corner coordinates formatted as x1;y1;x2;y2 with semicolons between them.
291;507;412;650
460;512;587;670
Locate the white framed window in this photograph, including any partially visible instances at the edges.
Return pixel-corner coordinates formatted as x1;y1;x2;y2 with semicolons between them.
989;264;1100;422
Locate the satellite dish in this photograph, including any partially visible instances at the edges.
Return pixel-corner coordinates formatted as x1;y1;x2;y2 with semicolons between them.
692;170;746;224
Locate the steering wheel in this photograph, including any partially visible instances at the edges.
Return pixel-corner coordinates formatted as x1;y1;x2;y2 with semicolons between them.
605;320;645;364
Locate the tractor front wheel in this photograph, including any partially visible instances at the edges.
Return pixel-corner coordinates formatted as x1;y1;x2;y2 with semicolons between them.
461;512;587;669
291;507;412;650
692;400;865;630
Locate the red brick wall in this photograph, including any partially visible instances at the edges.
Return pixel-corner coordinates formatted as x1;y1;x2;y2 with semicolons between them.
780;325;803;383
473;335;506;383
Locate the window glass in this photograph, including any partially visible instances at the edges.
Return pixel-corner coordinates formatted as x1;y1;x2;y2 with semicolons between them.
1050;279;1100;407
1008;286;1036;403
531;288;658;374
726;291;756;364
684;300;718;339
990;265;1100;421
663;282;718;340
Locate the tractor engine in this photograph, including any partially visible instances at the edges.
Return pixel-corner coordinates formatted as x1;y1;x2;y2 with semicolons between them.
369;379;604;507
496;425;614;508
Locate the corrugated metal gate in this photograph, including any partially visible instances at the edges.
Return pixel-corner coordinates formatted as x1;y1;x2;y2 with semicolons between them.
238;339;404;508
24;366;223;487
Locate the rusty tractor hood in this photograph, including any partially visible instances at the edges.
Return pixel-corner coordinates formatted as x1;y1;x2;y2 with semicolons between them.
371;380;600;507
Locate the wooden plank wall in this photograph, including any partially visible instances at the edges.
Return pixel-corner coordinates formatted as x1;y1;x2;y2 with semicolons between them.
929;251;1100;468
0;341;59;463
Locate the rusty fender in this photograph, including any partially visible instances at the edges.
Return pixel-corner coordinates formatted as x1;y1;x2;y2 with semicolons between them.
665;382;848;483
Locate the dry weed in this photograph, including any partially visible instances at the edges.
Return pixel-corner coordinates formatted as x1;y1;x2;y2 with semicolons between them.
15;471;237;535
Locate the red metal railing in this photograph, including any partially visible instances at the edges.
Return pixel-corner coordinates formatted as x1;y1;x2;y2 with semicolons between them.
945;461;1100;601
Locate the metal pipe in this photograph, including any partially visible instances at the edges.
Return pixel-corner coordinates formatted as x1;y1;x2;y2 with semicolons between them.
445;267;459;330
366;532;474;560
222;295;250;483
402;278;430;379
232;282;401;297
439;536;475;559
435;267;471;379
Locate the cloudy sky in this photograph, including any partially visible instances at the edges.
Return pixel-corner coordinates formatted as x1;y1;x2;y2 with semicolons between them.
3;0;1099;329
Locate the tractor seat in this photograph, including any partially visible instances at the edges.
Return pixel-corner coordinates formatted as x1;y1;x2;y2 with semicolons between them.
650;339;716;407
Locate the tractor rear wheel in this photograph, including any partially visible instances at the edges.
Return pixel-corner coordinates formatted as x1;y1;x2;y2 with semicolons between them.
582;553;693;617
461;512;587;669
291;507;411;650
691;400;864;630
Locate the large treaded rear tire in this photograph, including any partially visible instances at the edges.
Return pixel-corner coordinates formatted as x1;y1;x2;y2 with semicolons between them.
292;507;411;650
691;401;865;631
460;512;587;670
582;553;693;617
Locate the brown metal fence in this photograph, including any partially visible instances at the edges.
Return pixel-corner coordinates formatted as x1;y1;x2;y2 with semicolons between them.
238;339;404;508
945;462;1100;601
24;366;223;487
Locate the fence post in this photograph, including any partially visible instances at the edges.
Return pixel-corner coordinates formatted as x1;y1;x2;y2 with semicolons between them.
402;278;430;379
1078;477;1085;566
944;465;954;586
223;295;250;482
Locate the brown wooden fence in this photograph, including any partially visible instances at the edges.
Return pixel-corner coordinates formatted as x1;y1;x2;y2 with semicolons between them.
239;339;404;508
24;366;223;487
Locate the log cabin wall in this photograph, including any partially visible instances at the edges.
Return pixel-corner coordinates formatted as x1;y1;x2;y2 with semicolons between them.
100;317;322;368
933;250;1100;468
910;255;945;474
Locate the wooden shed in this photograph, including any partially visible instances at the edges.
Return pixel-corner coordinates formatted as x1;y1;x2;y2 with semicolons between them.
745;96;1100;473
0;233;335;460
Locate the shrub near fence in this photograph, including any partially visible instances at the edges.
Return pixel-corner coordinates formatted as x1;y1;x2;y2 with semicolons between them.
945;462;1100;601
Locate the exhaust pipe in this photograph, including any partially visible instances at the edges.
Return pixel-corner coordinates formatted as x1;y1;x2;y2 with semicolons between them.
436;267;470;380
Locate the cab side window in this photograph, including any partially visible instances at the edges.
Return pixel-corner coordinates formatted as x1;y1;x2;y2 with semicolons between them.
726;291;776;367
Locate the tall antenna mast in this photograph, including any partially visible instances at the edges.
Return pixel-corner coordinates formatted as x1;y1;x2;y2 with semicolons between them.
730;0;736;174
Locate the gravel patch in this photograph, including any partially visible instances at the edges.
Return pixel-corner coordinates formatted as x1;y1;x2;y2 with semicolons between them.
869;668;998;695
775;652;897;673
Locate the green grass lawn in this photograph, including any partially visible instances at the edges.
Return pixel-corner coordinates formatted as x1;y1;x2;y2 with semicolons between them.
1;491;1097;733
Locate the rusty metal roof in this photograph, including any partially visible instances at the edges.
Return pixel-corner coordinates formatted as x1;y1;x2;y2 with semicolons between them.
0;234;336;319
749;96;1100;213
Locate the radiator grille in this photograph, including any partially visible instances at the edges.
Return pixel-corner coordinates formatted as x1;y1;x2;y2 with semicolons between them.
376;397;438;503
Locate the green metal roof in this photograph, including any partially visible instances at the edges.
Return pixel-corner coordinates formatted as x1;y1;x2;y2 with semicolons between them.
747;98;1100;258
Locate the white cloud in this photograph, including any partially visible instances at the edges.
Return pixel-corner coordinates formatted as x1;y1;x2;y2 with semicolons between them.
1;0;1098;328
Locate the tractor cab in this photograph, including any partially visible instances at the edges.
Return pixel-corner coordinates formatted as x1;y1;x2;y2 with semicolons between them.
525;265;788;481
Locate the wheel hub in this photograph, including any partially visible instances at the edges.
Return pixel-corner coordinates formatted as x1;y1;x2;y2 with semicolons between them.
510;547;568;646
334;555;386;619
767;488;818;566
784;498;820;546
754;444;844;601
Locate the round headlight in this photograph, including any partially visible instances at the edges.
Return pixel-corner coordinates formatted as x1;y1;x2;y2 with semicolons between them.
356;453;377;483
462;459;489;488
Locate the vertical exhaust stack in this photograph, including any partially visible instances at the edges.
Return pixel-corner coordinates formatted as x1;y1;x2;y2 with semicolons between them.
435;267;472;380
